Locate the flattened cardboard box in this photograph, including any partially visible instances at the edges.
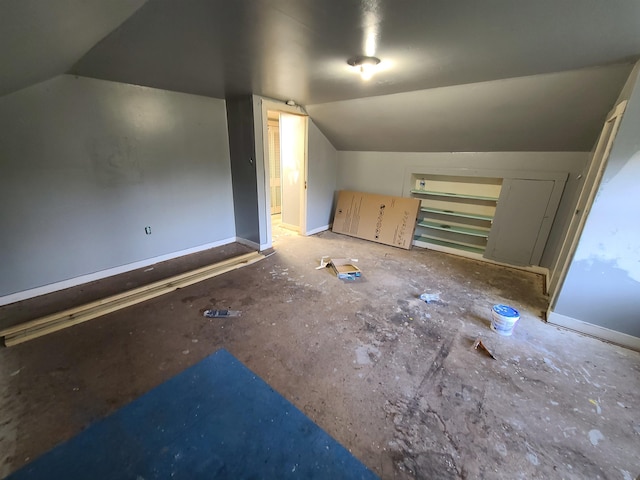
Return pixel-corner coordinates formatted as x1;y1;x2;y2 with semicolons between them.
328;258;361;280
332;190;420;249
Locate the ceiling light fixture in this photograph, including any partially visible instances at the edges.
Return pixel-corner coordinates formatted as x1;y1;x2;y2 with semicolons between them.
348;55;381;81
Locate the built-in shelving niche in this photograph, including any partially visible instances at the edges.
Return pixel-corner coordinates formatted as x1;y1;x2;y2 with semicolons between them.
410;174;503;254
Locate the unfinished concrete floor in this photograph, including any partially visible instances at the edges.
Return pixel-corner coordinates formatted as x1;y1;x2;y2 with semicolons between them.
1;227;639;479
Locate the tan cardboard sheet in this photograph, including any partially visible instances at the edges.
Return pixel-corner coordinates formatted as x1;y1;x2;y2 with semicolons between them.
332;190;420;249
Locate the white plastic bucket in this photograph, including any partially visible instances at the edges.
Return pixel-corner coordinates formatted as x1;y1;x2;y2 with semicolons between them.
491;304;520;336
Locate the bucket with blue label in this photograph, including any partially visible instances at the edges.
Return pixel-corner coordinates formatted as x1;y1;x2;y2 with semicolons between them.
491;304;520;336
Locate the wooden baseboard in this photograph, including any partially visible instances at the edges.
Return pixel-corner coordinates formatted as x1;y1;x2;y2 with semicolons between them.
1;251;265;347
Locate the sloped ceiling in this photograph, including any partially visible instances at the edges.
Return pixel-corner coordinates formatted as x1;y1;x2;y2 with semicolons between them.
0;0;147;97
306;64;633;152
2;0;640;151
68;0;640;105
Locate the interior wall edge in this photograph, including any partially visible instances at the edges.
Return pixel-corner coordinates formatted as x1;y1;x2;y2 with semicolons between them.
226;94;261;245
0;238;237;307
235;237;261;251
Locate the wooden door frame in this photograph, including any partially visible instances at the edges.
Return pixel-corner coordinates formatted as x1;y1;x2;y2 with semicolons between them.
547;100;627;313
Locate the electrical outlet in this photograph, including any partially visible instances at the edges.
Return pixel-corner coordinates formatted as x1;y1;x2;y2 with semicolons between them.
144;226;152;235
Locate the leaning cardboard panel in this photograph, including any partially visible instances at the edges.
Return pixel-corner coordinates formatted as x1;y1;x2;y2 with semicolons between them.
332;190;420;249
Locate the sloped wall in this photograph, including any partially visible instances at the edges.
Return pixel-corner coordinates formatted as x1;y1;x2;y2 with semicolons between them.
0;75;235;298
552;62;640;340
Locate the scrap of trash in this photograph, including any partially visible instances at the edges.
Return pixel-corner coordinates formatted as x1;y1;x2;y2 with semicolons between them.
317;256;361;280
203;309;241;318
419;292;440;303
473;338;496;359
315;256;330;270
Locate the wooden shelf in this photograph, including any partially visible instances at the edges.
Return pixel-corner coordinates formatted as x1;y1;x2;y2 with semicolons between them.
420;207;493;221
409;174;504;258
410;189;498;202
417;220;490;238
414;235;486;254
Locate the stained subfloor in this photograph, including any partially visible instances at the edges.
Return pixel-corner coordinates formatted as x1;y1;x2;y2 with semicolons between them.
1;228;639;479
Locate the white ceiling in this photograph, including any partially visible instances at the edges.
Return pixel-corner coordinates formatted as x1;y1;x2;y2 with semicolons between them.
1;0;639;151
307;64;634;152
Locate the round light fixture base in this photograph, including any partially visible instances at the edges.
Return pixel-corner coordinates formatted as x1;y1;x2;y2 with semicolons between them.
347;55;381;68
347;55;381;81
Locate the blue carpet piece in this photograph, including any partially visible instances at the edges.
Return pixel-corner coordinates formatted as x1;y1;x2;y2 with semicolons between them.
9;349;377;479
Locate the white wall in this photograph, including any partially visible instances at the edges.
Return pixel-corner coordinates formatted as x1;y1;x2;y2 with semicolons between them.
552;61;640;340
0;75;235;297
336;151;589;268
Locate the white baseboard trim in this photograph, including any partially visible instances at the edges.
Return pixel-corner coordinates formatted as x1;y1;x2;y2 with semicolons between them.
547;311;640;352
235;237;261;251
490;259;548;278
278;222;300;233
306;224;331;236
0;237;237;306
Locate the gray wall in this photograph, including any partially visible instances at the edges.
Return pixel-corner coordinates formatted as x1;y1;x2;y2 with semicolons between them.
306;120;337;232
554;63;640;337
0;74;235;297
226;95;260;245
336;151;588;268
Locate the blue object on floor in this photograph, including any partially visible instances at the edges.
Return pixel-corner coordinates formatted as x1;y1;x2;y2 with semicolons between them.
9;349;377;479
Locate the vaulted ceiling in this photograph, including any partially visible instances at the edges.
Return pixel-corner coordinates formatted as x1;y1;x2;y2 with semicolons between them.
0;0;146;97
2;0;640;151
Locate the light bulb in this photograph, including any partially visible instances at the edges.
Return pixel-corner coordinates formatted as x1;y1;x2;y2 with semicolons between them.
360;65;374;80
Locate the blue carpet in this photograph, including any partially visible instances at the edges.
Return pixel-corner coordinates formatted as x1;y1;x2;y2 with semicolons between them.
9;349;377;479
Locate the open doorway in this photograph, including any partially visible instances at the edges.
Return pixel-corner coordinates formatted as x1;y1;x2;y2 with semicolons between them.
265;109;308;244
267;112;282;230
